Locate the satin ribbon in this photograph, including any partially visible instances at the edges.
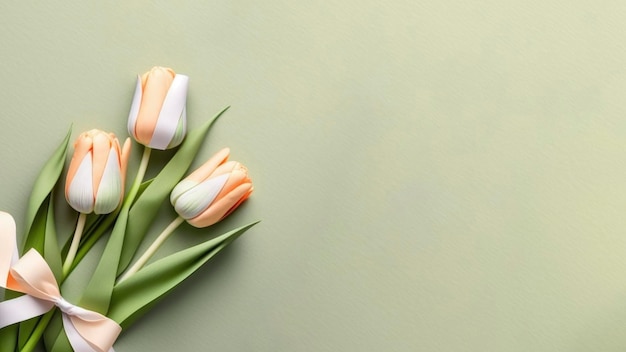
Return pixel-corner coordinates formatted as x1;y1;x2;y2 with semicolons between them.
0;212;121;352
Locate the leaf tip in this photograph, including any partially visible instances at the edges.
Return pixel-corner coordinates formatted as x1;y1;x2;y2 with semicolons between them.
211;106;230;123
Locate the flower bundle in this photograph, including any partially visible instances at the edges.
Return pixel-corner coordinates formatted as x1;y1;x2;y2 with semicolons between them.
0;67;258;352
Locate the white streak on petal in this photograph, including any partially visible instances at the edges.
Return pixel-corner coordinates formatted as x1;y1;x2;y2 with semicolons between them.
127;75;143;138
67;153;94;213
170;179;198;205
150;74;189;150
174;173;229;219
94;149;122;214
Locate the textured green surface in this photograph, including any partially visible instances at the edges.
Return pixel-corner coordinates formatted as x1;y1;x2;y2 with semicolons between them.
3;1;626;351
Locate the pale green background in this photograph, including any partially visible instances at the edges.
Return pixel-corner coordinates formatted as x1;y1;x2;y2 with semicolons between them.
1;1;625;351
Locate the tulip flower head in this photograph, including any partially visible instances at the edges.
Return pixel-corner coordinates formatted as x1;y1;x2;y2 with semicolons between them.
128;66;189;150
65;130;131;214
170;148;253;228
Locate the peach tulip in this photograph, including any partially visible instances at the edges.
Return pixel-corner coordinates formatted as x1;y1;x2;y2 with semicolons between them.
127;66;189;150
170;148;253;227
65;130;131;214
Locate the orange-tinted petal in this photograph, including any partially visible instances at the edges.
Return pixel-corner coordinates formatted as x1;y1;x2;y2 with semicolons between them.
90;132;112;199
135;67;175;144
213;163;251;201
128;76;143;139
185;148;230;183
140;71;150;89
65;134;93;197
207;161;238;178
187;183;252;228
119;137;131;191
221;186;253;219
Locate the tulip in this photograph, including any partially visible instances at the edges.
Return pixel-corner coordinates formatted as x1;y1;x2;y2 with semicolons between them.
65;130;131;214
64;129;131;275
170;147;253;227
127;66;189;150
118;148;252;282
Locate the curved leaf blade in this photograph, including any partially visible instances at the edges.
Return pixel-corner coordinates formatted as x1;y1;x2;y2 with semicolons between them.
23;126;71;251
79;206;130;314
110;221;258;328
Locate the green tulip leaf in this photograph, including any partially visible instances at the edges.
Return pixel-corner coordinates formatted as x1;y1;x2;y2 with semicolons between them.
44;195;62;281
79;205;130;314
110;221;258;328
0;307;19;351
132;178;154;206
43;310;65;352
46;221;258;352
0;128;71;352
17;195;63;349
16;198;53;349
118;106;229;275
22;126;72;252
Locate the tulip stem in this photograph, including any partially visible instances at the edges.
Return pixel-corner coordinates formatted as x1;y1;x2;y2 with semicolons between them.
131;146;152;196
109;146;153;283
20;310;54;352
118;216;185;283
62;213;87;276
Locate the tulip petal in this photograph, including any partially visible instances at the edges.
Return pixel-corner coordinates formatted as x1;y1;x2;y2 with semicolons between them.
214;163;252;202
186;148;230;183
135;68;175;145
150;74;189;150
170;179;198;205
91;132;111;200
188;183;252;228
94;149;122;214
221;186;253;220
206;161;238;178
120;138;131;190
127;75;142;139
174;173;229;220
65;134;93;197
67;153;95;213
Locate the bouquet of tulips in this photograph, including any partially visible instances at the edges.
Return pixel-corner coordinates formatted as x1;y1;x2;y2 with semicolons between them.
0;67;257;352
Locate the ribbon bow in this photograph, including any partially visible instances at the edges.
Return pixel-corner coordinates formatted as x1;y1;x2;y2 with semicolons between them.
0;212;121;352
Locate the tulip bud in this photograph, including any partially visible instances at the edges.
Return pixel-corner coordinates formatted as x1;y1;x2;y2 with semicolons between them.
65;130;131;214
170;148;253;227
127;66;189;150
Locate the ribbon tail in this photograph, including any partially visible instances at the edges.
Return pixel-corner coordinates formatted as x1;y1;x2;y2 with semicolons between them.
0;295;54;329
62;314;99;352
61;314;116;352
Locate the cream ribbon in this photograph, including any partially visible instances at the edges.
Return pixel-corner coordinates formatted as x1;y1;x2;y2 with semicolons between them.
0;212;121;352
